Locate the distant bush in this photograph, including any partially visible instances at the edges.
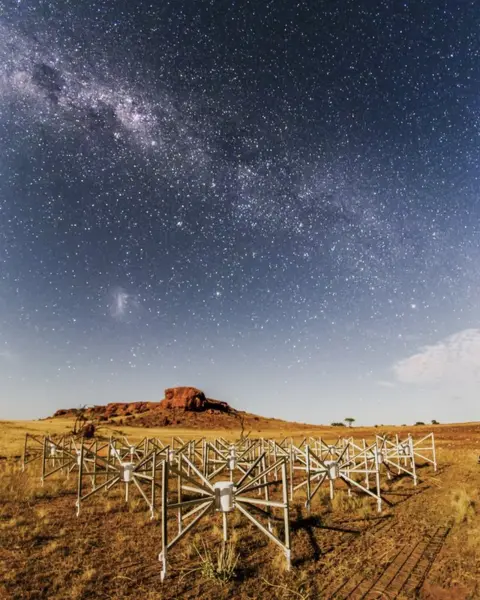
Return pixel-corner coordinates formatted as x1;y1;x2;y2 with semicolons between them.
331;422;345;427
414;421;425;426
431;419;439;425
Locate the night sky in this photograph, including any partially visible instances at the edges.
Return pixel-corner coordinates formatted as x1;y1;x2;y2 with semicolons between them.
1;0;480;424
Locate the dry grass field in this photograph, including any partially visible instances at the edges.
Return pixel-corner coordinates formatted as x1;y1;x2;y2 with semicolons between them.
0;419;479;599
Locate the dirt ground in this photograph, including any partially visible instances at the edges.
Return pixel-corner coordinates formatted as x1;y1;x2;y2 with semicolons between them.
0;420;479;599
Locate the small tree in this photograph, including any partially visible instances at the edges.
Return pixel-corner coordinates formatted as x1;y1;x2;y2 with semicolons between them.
345;417;355;428
72;405;97;438
431;419;439;425
73;405;88;435
414;421;425;426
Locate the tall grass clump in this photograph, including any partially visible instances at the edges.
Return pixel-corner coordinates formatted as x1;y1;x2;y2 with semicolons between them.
193;540;239;583
331;491;363;513
451;487;476;524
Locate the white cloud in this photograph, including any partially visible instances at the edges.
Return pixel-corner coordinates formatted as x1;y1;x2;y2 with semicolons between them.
375;379;396;388
393;328;480;385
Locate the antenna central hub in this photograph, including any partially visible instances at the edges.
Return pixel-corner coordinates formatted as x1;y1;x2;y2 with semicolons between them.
399;444;410;456
121;462;134;482
324;460;340;479
214;481;234;512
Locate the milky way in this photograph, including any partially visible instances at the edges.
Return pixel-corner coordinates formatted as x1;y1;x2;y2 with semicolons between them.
1;1;480;423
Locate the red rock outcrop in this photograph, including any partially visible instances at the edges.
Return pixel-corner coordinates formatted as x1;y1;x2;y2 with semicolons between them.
160;387;231;412
53;401;157;420
51;387;233;427
50;390;315;431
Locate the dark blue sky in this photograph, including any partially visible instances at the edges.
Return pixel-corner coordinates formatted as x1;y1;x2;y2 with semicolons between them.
1;0;480;423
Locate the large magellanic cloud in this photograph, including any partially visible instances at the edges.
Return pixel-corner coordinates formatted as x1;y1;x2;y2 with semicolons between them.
393;328;480;385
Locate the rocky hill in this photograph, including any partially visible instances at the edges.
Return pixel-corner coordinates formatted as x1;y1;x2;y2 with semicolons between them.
52;386;314;432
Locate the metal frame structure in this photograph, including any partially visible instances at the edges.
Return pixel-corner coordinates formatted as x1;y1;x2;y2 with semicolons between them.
75;440;160;518
290;441;383;513
376;435;417;485
22;434;110;489
19;430;441;583
22;433;45;471
310;437;345;461
40;435;72;484
22;433;70;473
158;452;291;580
410;432;437;472
40;436;100;486
110;436;149;462
203;440;263;481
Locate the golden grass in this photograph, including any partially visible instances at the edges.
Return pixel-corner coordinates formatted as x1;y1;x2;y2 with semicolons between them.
0;420;479;599
192;540;239;583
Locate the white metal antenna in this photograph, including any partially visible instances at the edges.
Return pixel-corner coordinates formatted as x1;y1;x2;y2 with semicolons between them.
158;451;291;581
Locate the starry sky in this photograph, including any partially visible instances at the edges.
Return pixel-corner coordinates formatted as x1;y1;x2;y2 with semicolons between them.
1;0;480;424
